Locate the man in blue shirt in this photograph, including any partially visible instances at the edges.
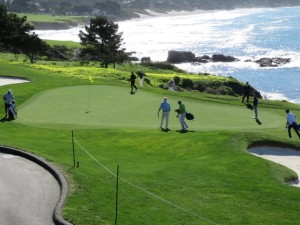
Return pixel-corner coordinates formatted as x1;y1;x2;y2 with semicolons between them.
158;97;171;130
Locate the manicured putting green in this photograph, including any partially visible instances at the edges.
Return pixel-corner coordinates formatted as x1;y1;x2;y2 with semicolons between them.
16;85;283;130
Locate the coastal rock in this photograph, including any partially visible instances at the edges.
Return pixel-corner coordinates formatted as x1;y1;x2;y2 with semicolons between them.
141;57;151;62
255;57;291;67
167;50;195;63
166;51;291;68
194;55;211;63
167;51;239;64
212;54;239;62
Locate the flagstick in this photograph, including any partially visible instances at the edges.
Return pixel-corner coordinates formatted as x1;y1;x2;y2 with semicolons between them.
86;84;91;113
86;76;93;113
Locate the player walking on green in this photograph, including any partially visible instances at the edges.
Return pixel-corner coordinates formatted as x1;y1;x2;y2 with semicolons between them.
158;97;171;130
130;72;137;93
176;100;188;131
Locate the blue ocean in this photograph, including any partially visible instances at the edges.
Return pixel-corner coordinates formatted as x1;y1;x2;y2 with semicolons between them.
36;7;300;104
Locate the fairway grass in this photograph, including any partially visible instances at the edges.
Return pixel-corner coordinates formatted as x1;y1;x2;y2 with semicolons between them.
16;85;283;131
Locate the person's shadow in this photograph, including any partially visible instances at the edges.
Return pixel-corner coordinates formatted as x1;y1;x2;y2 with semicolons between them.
255;118;262;125
160;128;171;132
246;103;253;110
0;117;11;122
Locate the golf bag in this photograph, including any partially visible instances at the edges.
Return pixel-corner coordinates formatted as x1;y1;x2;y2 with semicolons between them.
8;102;17;120
186;112;194;120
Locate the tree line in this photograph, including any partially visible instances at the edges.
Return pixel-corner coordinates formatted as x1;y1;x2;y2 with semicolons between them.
0;5;130;67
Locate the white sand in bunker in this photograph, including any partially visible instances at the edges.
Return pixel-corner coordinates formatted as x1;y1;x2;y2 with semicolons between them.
0;77;29;86
248;146;300;188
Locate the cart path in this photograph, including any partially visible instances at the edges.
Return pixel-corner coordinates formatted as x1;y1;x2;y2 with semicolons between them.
0;153;60;225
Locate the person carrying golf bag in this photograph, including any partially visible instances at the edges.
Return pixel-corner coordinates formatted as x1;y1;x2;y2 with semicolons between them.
3;89;16;120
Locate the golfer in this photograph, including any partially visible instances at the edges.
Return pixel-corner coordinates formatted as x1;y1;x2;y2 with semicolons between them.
137;70;145;87
3;89;14;119
285;109;300;139
130;71;137;93
176;100;188;131
158;97;171;130
241;81;251;103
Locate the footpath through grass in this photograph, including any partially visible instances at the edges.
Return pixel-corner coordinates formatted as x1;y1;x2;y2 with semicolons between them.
1;59;300;225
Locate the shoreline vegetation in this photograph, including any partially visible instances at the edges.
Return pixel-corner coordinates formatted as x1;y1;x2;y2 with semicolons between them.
0;52;252;98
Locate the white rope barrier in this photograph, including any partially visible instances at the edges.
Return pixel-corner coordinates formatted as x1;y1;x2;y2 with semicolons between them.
73;138;218;225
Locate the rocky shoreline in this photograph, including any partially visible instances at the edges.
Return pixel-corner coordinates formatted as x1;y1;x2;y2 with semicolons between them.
166;50;291;67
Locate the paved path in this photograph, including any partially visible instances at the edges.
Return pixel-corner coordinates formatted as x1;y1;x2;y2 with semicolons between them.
0;153;60;225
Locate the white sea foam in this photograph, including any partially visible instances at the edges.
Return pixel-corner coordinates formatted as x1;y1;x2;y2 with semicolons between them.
260;91;300;105
36;26;84;42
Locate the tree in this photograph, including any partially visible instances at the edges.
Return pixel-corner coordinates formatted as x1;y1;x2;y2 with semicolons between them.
19;33;49;63
0;5;34;49
0;5;48;63
79;16;128;68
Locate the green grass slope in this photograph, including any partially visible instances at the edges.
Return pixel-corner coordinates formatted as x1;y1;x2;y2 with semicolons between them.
1;58;300;225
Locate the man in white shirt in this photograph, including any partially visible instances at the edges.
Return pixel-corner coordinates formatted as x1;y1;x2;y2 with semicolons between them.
285;109;300;139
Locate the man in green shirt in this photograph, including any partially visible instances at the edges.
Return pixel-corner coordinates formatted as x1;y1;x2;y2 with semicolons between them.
176;100;188;131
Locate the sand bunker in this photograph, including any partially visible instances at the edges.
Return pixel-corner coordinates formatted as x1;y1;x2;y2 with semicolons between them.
248;146;300;188
0;77;29;86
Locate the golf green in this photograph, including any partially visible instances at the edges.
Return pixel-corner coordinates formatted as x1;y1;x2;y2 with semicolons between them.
16;85;283;131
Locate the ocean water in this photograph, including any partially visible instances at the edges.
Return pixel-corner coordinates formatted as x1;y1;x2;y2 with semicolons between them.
36;7;300;104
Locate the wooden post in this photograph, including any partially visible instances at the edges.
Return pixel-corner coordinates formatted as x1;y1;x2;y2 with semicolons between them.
72;130;75;167
115;165;119;225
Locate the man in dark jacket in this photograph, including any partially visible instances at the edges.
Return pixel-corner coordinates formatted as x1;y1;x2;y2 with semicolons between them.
242;81;251;103
130;72;137;93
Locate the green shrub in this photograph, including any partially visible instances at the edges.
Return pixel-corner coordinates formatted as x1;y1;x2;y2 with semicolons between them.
144;77;151;85
181;78;194;89
174;76;180;85
141;61;183;71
